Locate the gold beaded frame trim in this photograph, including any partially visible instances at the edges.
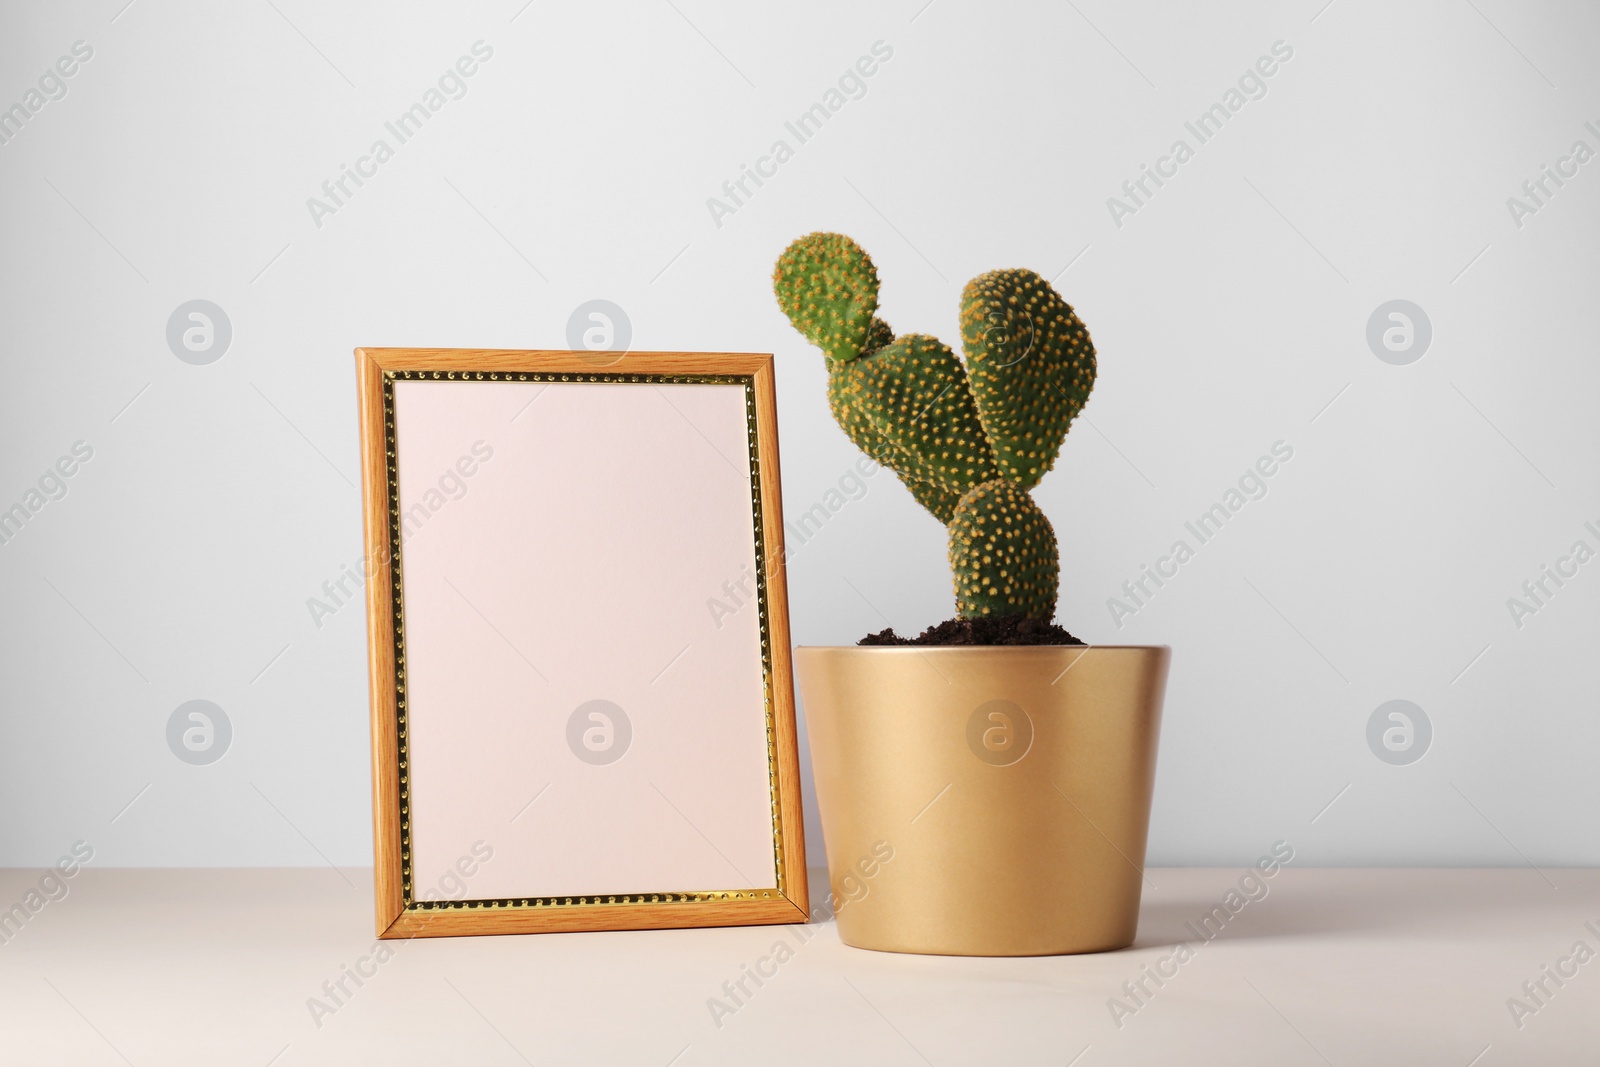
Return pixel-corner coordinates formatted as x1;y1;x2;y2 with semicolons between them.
356;349;808;938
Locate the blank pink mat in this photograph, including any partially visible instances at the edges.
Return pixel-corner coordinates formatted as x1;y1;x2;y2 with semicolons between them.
393;379;777;899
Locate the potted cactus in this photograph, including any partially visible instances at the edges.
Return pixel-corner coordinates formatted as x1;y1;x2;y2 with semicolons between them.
777;233;1170;956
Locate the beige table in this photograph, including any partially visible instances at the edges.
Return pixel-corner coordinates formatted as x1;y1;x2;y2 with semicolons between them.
0;867;1594;1065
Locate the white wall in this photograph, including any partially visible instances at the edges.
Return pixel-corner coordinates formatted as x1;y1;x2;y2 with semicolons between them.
1;0;1595;870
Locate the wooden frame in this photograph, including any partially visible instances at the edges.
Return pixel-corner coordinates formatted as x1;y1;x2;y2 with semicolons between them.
356;348;807;938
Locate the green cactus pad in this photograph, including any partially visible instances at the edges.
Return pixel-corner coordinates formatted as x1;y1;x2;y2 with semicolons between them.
862;316;894;357
959;269;1096;489
773;233;881;362
899;475;963;523
948;479;1059;618
837;333;999;497
827;352;964;523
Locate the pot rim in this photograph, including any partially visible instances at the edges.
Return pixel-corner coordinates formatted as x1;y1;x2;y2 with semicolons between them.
794;643;1170;652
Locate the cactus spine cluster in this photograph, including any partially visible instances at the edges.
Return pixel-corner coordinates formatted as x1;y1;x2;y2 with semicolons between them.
773;233;1097;620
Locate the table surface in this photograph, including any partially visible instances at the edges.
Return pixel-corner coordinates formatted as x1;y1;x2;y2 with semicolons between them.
0;866;1594;1065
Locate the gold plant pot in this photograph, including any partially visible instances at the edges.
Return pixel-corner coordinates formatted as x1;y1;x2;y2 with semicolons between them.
795;645;1169;956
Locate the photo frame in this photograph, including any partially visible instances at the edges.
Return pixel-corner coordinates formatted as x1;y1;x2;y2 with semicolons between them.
355;348;808;937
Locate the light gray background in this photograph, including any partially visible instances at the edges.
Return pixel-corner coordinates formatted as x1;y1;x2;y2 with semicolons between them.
1;0;1595;872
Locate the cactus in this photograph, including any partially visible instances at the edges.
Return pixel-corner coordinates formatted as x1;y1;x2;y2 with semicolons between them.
773;233;1096;619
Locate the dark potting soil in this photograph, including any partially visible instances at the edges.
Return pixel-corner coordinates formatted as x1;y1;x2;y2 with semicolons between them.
858;614;1085;647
